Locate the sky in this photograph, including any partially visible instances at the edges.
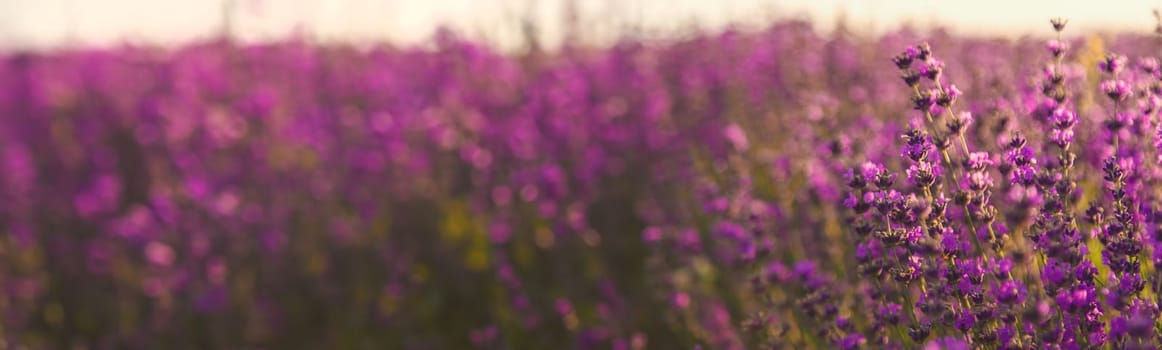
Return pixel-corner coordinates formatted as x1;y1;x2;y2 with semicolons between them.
0;0;1159;50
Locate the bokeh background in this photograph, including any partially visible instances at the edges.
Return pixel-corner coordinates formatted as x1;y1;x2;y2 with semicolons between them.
2;0;1162;349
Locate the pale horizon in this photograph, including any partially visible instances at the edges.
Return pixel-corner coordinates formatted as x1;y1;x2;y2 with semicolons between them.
0;0;1160;50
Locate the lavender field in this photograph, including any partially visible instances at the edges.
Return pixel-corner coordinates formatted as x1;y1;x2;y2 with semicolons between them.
6;15;1162;349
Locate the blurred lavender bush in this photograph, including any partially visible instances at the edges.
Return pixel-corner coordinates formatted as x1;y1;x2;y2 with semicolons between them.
4;16;1162;350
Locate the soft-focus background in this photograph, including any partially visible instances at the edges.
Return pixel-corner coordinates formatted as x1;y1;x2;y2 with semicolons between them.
1;0;1159;49
2;0;1162;349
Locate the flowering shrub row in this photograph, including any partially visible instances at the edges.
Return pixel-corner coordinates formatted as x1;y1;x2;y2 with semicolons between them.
2;18;1161;349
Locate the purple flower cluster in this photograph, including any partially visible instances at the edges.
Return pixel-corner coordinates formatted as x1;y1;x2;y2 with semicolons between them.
8;13;1162;350
824;17;1162;349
